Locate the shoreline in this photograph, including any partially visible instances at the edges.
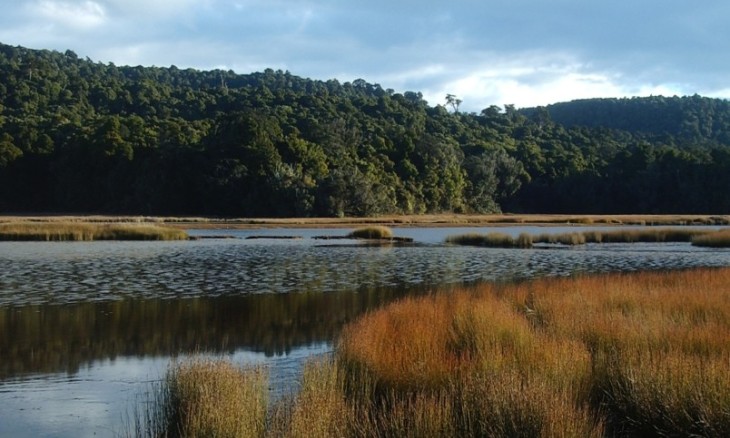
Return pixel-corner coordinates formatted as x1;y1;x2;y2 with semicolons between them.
1;213;729;229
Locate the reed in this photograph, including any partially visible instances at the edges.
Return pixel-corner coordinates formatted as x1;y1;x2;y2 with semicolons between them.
135;268;730;437
347;225;394;239
337;267;730;437
448;227;712;248
269;358;350;438
591;227;708;243
446;232;532;248
163;359;268;437
0;222;189;241
692;229;730;247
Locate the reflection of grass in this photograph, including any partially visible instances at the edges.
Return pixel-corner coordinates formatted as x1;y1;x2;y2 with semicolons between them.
139;268;730;436
0;222;189;241
448;228;713;248
691;229;730;247
348;225;393;239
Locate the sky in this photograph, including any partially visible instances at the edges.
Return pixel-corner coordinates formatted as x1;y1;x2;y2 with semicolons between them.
0;0;728;112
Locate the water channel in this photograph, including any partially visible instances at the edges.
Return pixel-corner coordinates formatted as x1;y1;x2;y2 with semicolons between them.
1;226;730;436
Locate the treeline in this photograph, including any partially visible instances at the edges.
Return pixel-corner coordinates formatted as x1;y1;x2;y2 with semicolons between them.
1;42;730;215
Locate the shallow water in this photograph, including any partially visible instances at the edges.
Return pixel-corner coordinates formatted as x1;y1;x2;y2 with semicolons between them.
1;226;729;436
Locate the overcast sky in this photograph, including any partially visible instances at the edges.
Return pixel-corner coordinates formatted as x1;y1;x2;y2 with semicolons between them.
1;0;728;112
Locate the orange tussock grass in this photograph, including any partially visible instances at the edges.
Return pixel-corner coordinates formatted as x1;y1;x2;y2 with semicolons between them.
337;267;730;437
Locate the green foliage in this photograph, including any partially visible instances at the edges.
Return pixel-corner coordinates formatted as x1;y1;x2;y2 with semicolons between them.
2;42;730;216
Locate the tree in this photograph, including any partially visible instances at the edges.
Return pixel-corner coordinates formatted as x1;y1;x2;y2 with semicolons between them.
445;94;462;113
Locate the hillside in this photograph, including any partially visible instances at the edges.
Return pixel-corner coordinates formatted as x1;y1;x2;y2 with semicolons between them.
520;96;730;144
2;42;730;215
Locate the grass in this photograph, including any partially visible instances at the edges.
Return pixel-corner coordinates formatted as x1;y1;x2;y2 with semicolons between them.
347;225;394;239
336;267;730;437
5;214;729;230
448;227;717;248
138;268;730;437
144;359;268;437
692;229;730;247
0;222;189;241
445;232;533;248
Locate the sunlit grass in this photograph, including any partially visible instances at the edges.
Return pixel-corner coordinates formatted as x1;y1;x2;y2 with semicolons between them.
163;359;267;437
337;267;730;437
0;222;189;241
446;232;532;248
447;227;713;248
692;229;730;247
347;225;394;239
136;268;730;437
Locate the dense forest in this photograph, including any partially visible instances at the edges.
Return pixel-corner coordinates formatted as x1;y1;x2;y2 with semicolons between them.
1;42;730;216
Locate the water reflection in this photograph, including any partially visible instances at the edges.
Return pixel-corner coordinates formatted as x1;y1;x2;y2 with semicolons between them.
0;286;426;379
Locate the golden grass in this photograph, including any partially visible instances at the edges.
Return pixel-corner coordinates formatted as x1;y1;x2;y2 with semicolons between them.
446;232;533;248
268;359;350;438
347;225;394;239
141;268;730;437
3;214;729;229
692;229;730;247
164;359;267;437
0;222;189;241
337;268;730;437
448;227;715;248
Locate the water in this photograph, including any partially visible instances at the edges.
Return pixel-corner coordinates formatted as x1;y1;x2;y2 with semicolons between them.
1;226;729;436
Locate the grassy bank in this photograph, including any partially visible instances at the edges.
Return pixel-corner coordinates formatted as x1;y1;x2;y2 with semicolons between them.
3;213;730;229
448;227;730;247
0;222;189;241
143;267;730;437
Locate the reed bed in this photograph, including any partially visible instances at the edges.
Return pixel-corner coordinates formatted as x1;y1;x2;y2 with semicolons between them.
446;232;533;248
447;227;714;248
158;359;268;437
692;229;730;247
347;225;393;239
138;268;730;437
0;222;189;241
337;267;730;437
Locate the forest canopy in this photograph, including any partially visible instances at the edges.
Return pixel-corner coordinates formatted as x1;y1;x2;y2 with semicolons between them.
2;42;730;216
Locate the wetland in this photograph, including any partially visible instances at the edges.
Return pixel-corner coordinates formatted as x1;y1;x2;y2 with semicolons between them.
2;224;730;436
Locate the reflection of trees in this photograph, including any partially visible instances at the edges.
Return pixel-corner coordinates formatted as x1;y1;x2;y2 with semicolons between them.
0;286;423;378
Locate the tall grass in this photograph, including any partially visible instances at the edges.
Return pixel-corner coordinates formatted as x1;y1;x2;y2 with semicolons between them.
0;222;189;241
448;227;713;248
268;359;350;438
692;229;730;247
446;232;533;248
337;267;730;437
158;359;267;437
136;268;730;437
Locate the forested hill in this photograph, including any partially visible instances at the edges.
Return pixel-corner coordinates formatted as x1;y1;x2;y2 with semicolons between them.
1;42;730;216
520;96;730;144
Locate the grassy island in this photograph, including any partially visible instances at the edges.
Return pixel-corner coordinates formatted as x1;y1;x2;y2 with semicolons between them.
0;222;189;241
447;227;730;248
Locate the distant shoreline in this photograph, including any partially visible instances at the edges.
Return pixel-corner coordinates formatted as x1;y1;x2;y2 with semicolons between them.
1;214;728;229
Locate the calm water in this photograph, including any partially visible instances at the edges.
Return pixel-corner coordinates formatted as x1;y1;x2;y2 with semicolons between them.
1;226;730;436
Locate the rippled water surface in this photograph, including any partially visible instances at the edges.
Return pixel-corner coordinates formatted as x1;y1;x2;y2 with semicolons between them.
1;226;730;436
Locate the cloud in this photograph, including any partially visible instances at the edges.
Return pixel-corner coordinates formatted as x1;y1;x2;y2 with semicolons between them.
0;0;728;109
31;0;107;30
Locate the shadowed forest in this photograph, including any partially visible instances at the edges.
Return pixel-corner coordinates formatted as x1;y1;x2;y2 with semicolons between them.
3;43;730;216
